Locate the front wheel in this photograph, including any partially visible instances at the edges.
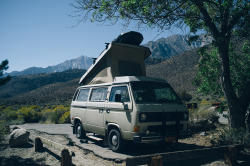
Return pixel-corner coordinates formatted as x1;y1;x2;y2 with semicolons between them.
108;129;125;152
75;122;86;139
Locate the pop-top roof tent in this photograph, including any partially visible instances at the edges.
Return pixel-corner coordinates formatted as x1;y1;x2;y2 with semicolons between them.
79;31;151;85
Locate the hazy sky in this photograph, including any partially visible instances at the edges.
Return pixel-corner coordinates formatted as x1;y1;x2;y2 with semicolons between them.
0;0;187;73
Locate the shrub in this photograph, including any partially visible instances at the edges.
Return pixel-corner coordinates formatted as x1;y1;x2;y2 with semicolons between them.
41;108;53;123
188;103;219;133
189;103;219;122
0;105;70;124
217;127;250;146
198;107;219;123
41;105;69;123
17;106;42;123
58;111;70;124
0;120;9;142
178;90;192;102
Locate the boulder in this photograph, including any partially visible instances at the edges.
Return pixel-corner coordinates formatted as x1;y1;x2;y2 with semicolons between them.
9;127;30;147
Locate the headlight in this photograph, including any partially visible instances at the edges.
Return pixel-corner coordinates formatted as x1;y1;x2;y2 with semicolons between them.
140;113;147;122
183;112;188;120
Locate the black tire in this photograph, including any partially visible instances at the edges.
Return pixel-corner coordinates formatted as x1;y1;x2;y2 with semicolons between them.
75;122;86;139
158;141;175;151
108;129;125;152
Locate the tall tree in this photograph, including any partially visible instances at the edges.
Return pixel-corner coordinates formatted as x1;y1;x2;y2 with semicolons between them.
0;60;11;86
72;0;250;128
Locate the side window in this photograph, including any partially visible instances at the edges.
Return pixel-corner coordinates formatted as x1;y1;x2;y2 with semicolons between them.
90;88;108;102
109;86;130;102
76;89;90;102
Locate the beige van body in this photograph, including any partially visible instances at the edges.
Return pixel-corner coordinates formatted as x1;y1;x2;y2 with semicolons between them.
70;76;189;152
71;34;189;152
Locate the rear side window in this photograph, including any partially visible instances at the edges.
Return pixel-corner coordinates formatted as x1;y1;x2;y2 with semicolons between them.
90;88;108;102
76;89;90;102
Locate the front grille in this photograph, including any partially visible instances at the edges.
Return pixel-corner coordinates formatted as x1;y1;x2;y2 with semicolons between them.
139;112;185;122
148;124;183;133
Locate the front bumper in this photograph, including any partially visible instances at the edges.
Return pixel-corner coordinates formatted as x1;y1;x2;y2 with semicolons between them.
133;132;190;143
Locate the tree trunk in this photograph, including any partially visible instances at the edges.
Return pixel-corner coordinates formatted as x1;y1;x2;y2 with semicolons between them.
218;41;246;129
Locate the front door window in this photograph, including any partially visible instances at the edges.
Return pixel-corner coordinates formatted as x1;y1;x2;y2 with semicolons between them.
109;86;130;102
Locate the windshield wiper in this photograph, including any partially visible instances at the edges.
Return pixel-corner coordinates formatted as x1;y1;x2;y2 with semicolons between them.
157;98;171;103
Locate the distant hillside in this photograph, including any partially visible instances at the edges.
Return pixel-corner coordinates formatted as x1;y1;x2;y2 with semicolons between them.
5;56;92;76
0;69;85;106
146;48;200;92
0;78;80;106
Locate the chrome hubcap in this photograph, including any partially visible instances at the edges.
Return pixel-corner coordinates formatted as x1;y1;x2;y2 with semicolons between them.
77;126;81;135
112;135;118;146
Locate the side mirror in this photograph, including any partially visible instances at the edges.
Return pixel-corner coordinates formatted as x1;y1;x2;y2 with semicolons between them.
115;94;129;110
115;94;122;102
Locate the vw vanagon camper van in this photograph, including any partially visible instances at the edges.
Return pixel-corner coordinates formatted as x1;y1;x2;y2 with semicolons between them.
71;76;189;152
70;32;189;152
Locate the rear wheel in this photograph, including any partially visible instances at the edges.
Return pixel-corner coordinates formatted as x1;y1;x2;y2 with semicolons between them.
75;122;85;139
108;129;125;152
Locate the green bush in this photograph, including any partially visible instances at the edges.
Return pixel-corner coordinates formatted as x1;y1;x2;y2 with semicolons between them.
17;106;42;123
58;111;70;124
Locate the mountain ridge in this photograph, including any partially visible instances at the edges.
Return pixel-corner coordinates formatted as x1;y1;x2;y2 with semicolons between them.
5;55;93;77
144;34;212;64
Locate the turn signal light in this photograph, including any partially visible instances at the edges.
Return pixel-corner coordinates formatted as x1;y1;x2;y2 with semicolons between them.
134;126;140;132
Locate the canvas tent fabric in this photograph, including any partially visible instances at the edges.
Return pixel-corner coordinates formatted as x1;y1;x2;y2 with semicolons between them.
79;42;151;85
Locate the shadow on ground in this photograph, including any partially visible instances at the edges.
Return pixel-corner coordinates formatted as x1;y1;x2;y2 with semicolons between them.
86;136;250;166
0;156;49;166
86;136;207;156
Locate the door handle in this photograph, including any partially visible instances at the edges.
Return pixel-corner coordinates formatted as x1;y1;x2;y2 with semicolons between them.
106;109;110;114
99;109;104;114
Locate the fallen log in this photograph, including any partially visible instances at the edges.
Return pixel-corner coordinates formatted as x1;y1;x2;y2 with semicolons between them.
35;136;74;166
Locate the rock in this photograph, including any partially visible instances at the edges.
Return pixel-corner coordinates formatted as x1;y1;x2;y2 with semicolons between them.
200;131;207;136
9;128;30;147
12;126;21;130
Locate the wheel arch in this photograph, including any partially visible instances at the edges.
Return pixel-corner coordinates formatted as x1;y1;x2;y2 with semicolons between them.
107;123;123;139
74;117;82;125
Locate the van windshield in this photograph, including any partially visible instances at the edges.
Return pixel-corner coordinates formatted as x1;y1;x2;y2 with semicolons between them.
131;82;182;104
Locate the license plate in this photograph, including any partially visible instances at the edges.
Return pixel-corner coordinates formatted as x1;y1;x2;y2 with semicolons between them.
165;136;176;142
